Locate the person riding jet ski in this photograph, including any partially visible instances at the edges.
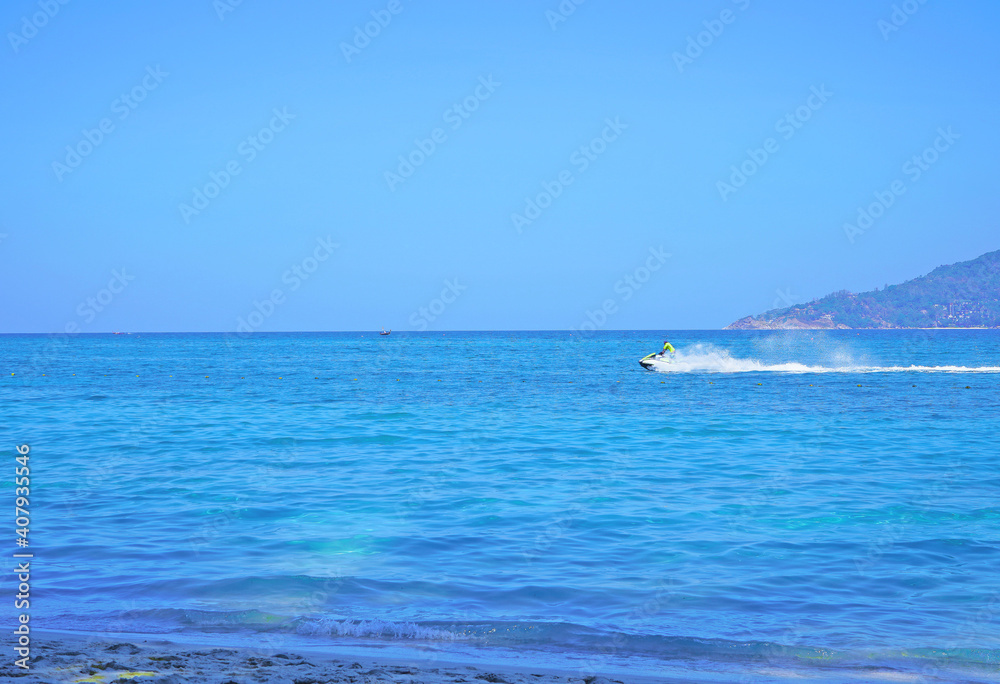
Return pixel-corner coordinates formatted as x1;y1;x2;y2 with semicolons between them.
639;340;676;370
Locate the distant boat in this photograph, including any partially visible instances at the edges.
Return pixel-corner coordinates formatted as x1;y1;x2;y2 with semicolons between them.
380;328;391;336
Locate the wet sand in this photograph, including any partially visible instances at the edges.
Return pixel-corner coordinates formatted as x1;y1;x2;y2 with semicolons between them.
1;635;674;684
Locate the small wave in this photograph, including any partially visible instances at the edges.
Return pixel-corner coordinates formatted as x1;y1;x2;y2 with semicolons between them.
50;610;1000;681
649;345;1000;374
295;617;462;642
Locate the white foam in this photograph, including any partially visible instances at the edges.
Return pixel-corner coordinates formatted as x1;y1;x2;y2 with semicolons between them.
647;345;1000;374
296;617;462;641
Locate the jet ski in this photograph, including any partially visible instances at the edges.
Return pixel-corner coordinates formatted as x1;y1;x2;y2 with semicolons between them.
639;352;673;370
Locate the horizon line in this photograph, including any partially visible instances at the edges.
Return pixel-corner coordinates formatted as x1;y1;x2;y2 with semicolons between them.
1;328;997;335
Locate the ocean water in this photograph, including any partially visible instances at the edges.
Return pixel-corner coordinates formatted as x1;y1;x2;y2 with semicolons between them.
2;330;999;682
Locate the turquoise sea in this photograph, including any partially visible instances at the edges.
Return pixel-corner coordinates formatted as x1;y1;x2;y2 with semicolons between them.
2;331;999;682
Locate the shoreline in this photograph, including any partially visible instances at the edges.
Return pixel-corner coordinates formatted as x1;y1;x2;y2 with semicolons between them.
3;631;690;684
6;630;998;684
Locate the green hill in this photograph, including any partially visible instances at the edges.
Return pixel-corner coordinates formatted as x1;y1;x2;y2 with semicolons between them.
727;250;1000;329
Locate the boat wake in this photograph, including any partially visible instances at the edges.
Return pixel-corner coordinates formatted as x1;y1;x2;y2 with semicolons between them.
647;345;1000;374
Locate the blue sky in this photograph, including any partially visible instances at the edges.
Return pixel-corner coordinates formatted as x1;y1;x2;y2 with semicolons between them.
1;0;997;332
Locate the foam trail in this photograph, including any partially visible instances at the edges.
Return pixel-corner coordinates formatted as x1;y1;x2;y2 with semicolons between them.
649;345;1000;374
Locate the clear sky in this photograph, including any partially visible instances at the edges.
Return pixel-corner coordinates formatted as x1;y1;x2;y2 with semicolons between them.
2;0;997;332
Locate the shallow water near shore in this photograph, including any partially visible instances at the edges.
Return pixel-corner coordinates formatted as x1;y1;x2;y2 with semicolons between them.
2;330;999;681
